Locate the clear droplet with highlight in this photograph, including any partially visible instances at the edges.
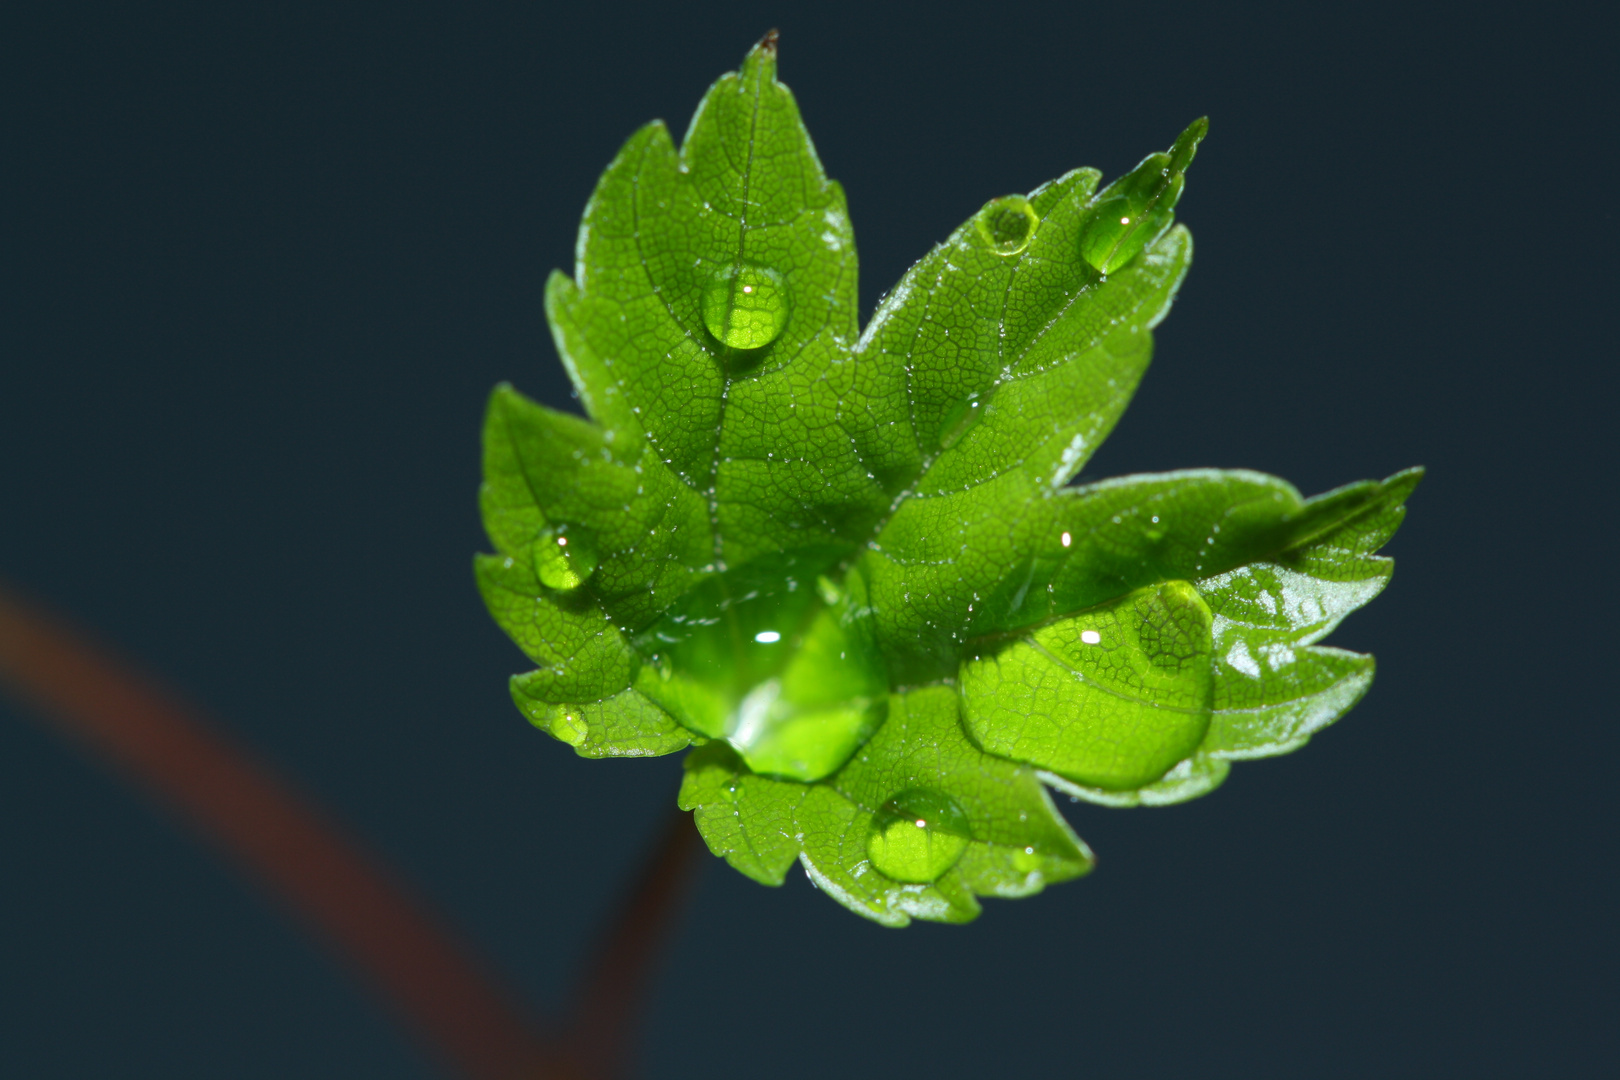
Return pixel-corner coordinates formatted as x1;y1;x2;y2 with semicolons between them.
1080;117;1207;274
532;523;599;591
630;549;887;782
936;393;983;450
701;264;790;350
544;704;589;747
974;195;1040;256
866;788;971;883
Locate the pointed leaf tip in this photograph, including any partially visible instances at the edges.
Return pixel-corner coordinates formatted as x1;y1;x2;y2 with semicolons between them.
1169;117;1209;172
742;30;780;79
1079;117;1208;273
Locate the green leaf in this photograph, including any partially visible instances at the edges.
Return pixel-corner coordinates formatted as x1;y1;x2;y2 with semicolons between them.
477;36;1420;924
1194;468;1422;760
510;681;692;760
676;687;1090;926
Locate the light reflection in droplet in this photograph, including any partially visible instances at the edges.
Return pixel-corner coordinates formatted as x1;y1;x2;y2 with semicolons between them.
1061;531;1072;547
1080;630;1101;644
753;630;781;644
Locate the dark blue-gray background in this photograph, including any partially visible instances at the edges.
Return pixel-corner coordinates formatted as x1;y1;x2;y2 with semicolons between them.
2;2;1613;1076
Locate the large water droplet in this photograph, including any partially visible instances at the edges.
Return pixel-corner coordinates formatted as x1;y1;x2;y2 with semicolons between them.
1080;117;1207;275
866;788;971;883
974;195;1039;256
532;523;599;591
701;264;790;350
961;579;1213;790
936;393;983;450
631;550;887;782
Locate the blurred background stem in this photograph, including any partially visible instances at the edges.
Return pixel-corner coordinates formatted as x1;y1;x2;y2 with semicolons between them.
0;582;701;1080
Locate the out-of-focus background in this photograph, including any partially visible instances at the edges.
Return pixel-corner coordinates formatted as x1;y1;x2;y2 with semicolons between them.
3;2;1613;1075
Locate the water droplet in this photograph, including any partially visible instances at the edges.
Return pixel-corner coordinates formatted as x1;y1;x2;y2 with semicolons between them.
936;393;983;449
701;264;790;350
974;195;1040;256
532;523;599;591
631;549;886;781
963;579;1213;790
1060;531;1073;548
1080;117;1207;274
866;788;971;883
545;706;588;747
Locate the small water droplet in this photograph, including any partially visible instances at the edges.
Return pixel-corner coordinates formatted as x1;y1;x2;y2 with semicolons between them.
936;393;983;449
1080;117;1207;274
532;523;599;591
701;264;790;350
866;788;971;883
545;706;588;747
974;194;1040;256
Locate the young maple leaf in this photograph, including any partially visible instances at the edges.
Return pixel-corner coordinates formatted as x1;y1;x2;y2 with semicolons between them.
476;35;1420;925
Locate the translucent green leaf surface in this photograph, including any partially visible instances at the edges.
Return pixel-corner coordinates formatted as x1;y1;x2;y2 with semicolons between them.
476;36;1420;924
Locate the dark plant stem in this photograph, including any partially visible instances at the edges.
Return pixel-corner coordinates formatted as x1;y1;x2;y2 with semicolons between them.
0;583;704;1079
562;807;707;1079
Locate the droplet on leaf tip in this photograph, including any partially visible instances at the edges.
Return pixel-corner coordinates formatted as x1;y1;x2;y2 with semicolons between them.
1079;118;1207;274
546;707;588;747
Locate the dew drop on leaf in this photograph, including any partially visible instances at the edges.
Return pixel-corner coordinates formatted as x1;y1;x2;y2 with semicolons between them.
866;788;971;883
1080;117;1207;274
960;579;1214;789
532;523;599;591
936;393;983;449
631;550;887;782
973;195;1039;256
701;264;790;350
544;705;589;747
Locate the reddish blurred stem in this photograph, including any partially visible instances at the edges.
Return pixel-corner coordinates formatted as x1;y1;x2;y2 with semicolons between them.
0;584;624;1079
563;808;707;1079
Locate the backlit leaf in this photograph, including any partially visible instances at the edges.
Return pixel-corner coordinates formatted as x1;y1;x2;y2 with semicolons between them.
477;36;1419;924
